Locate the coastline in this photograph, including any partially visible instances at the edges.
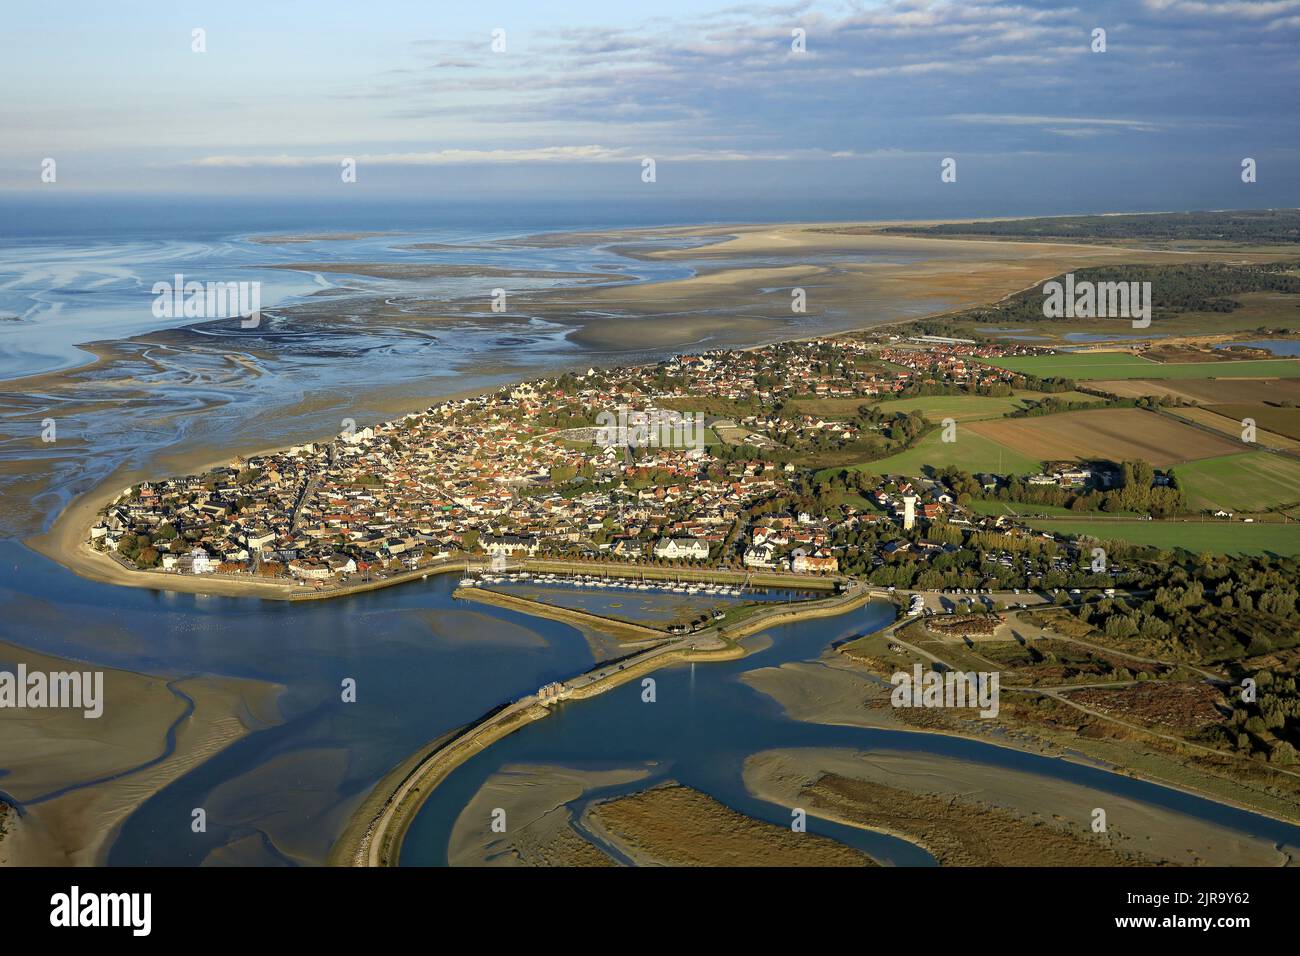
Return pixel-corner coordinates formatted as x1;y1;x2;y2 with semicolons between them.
338;579;1300;867
332;583;879;866
747;653;1300;831
24;217;1299;590
17;214;1300;868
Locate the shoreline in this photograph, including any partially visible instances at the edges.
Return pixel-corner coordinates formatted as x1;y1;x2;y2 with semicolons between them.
331;584;879;866
338;581;1300;867
751;650;1300;832
24;216;1299;591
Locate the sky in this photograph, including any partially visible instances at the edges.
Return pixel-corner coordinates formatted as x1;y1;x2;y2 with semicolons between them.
2;0;1298;213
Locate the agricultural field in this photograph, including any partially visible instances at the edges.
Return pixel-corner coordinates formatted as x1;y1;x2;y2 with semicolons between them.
1092;377;1300;404
1212;403;1300;442
965;407;1241;467
1160;406;1300;452
981;352;1300;380
785;390;1096;422
1025;517;1300;556
844;428;1042;478
1171;451;1300;512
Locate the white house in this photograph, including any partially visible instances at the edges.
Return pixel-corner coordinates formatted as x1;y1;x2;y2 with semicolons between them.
652;537;710;560
483;534;540;556
187;548;214;574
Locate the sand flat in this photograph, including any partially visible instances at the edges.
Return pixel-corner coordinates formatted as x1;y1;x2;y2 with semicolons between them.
745;747;1294;866
0;640;283;866
448;762;655;866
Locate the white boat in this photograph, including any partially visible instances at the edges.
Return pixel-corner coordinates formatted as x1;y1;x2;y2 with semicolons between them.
458;578;476;587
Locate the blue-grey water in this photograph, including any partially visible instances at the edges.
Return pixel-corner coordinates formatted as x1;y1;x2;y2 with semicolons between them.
1216;339;1300;357
3;198;1299;866
398;596;1300;866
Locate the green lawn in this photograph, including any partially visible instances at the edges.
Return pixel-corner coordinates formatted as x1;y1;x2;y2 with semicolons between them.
1171;451;1300;512
839;428;1041;478
979;352;1300;380
1025;518;1300;556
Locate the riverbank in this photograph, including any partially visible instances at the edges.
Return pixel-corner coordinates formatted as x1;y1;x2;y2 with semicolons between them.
745;649;1300;830
456;587;668;641
331;583;880;866
744;747;1292;866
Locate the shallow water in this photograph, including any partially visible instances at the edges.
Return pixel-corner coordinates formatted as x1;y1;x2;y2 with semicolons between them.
400;598;1300;866
0;539;598;864
1216;339;1300;357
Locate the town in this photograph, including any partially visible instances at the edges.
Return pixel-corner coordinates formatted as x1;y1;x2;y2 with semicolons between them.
90;334;1135;595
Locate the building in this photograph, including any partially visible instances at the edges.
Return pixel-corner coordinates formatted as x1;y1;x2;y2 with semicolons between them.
902;495;917;531
653;536;710;560
791;551;839;574
482;534;540;556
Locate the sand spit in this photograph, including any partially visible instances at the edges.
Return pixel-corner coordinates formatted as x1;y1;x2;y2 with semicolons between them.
0;638;283;866
448;763;654;866
745;747;1294;867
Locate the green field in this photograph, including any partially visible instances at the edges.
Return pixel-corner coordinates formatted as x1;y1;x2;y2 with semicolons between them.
1171;451;1300;512
1025;517;1300;556
842;428;1041;478
789;390;1099;422
980;352;1300;381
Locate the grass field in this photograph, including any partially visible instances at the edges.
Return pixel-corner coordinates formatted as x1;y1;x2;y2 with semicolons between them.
1025;517;1300;556
861;394;1025;421
981;352;1300;380
1171;451;1300;512
966;407;1241;467
844;428;1042;477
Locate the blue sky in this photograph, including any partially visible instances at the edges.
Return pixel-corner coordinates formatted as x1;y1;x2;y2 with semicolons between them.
2;0;1298;212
